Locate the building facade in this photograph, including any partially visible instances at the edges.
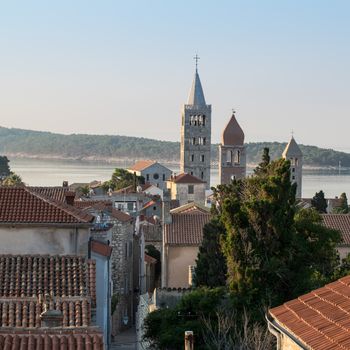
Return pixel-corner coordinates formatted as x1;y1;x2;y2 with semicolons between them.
180;68;211;189
219;111;246;184
282;136;303;198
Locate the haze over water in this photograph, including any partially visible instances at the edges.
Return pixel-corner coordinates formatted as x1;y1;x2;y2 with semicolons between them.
10;158;350;199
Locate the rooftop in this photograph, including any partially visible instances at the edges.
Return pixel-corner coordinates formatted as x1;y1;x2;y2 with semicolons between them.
164;203;211;245
128;160;157;172
169;173;205;184
322;214;350;245
269;275;350;350
0;187;94;225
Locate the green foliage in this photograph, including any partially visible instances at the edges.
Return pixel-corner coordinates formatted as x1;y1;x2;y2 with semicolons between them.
254;147;270;175
0;126;350;166
333;193;349;214
1;173;23;186
0;156;10;177
103;168;144;191
194;219;227;288
213;157;341;320
143;288;226;350
311;190;328;213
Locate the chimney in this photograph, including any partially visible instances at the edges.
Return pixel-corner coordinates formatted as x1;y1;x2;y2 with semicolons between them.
62;181;68;188
40;309;63;328
40;294;63;328
162;190;172;224
65;191;75;206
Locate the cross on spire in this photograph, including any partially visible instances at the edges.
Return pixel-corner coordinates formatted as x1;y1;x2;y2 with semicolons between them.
232;108;236;115
193;54;200;71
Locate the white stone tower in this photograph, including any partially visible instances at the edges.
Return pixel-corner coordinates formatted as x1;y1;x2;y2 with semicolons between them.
219;111;246;184
180;57;211;189
282;136;303;198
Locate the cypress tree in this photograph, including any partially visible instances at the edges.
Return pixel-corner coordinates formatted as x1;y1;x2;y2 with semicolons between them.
311;190;328;213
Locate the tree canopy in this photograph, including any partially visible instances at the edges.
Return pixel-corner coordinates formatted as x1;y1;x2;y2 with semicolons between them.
311;190;328;213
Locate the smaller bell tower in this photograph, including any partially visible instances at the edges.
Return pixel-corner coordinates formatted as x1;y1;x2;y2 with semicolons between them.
219;111;246;184
282;136;303;198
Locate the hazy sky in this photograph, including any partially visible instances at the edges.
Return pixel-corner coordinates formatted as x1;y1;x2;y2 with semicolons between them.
1;1;349;151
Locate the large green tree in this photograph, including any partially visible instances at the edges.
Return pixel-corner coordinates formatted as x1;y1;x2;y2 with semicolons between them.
0;156;10;177
102;168;144;191
214;158;340;319
194;219;227;288
311;190;328;213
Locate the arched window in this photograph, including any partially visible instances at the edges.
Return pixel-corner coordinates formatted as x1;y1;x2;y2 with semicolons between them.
234;150;240;164
226;150;232;164
202;115;206;126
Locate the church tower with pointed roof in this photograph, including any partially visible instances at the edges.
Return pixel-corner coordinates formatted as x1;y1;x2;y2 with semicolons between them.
219;111;246;184
282;136;303;198
180;60;211;189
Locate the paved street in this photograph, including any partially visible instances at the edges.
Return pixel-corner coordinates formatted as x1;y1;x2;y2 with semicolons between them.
111;327;137;350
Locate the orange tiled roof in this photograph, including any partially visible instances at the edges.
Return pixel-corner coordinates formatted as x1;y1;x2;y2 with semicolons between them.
0;255;96;306
74;200;112;210
269;275;350;350
29;186;72;202
128;160;156;172
0;328;104;349
111;208;133;223
170;173;205;184
0;297;91;328
0;187;94;224
91;240;112;257
322;214;350;245
164;203;210;245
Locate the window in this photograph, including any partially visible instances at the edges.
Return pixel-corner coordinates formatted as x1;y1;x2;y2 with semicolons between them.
191;137;196;145
153;173;159;180
191;154;194;162
129;241;133;257
153;206;157;211
162;174;165;181
226;150;232;164
292;175;295;180
146;174;149;181
292;167;295;173
202;115;206;126
125;243;128;258
190;171;193;175
201;171;204;179
234;150;240;164
201;155;205;162
188;185;194;194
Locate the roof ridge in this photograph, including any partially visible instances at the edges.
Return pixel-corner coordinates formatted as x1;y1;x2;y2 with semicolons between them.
25;187;93;223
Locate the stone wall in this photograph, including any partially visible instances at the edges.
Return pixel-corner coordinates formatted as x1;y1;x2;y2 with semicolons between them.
110;220;134;335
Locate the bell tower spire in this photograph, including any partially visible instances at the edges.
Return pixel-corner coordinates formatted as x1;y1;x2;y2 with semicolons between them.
180;57;212;189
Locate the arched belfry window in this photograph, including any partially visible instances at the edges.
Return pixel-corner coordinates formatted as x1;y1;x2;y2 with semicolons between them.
202;115;206;126
226;150;232;164
234;150;240;164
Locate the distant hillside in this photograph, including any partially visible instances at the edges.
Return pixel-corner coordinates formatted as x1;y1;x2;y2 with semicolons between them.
0;126;349;167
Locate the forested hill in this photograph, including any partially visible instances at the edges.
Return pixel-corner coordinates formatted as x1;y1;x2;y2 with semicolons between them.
0;126;349;167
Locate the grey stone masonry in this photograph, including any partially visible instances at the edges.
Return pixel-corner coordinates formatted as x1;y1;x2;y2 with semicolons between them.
180;105;211;190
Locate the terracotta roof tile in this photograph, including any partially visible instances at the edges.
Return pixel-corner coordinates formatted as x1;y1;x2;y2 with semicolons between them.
0;297;91;328
29;186;71;203
0;255;96;306
0;187;94;224
110;208;133;223
144;254;157;264
91;240;112;257
128;160;156;172
269;275;350;349
164;203;210;245
169;173;205;184
0;328;104;349
322;214;350;245
74;200;112;210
